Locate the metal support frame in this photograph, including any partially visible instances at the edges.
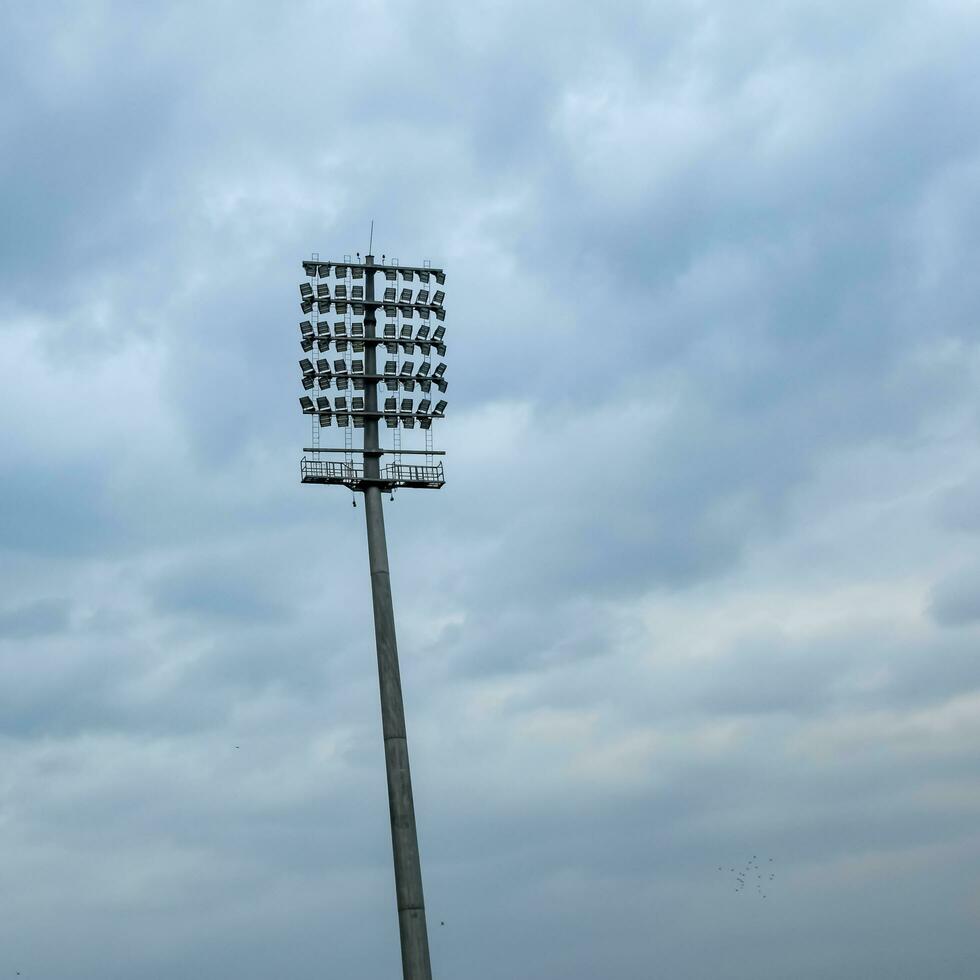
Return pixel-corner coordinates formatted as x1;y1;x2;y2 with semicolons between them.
299;250;448;980
359;256;432;980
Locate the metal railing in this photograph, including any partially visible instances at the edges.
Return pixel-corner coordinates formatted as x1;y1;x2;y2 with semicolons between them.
301;458;445;488
384;462;444;484
301;458;361;482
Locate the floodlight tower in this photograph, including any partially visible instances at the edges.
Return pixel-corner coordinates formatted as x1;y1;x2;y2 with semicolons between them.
296;251;449;980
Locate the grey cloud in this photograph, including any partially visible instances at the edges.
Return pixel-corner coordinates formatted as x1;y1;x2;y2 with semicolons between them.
929;565;980;626
2;1;980;978
0;597;70;639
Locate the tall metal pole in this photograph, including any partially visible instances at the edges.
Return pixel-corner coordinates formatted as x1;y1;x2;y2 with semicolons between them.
361;255;434;980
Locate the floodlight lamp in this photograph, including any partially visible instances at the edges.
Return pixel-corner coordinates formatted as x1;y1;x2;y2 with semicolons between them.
316;396;330;411
432;363;446;379
433;325;446;340
335;323;348;337
386;416;398;428
335;284;348;300
303;261;318;277
434;271;446;285
400;398;412;411
300;320;314;337
318;263;331;278
435;342;446;357
352;285;364;300
384;323;396;338
418;342;431;357
335;301;348;314
317;321;331;337
419;416;432;429
418;398;431;414
432;290;445;306
403;417;416;429
418;270;430;284
316;283;330;299
334;396;348;410
300;358;315;375
352;322;364;337
352;396;365;411
317;300;331;313
317;339;330;352
335;265;348;278
302;375;315;390
352;266;364;279
418;307;431;320
319;412;332;427
384;287;396;302
417;362;431;377
434;378;447;393
416;324;430;340
301;338;314;352
333;358;346;373
400;362;414;375
416;289;429;305
299;396;315;413
401;270;414;283
434;399;447;416
384;304;397;317
399;289;412;303
301;300;314;314
385;269;397;281
300;283;314;300
353;377;365;390
400;305;413;319
384;396;397;411
434;308;445;321
402;378;416;392
316;358;330;373
384;359;397;375
419;379;432;392
352;359;364;374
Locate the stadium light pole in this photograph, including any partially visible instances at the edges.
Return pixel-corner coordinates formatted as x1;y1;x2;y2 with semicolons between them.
295;250;449;980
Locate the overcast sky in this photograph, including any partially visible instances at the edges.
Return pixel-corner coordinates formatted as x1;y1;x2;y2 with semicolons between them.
2;2;980;977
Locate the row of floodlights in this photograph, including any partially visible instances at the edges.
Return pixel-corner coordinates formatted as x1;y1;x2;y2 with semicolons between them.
303;376;445;394
305;395;447;414
300;320;447;355
303;261;446;286
299;288;446;320
299;394;447;429
301;283;445;306
300;358;448;393
301;357;446;378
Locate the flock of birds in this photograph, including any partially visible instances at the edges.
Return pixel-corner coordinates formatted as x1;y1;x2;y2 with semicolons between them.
718;855;775;898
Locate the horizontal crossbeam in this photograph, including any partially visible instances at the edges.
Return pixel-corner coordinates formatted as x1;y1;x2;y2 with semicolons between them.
305;260;444;276
304;447;446;456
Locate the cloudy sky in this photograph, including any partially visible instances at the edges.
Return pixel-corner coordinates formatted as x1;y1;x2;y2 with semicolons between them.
2;1;980;977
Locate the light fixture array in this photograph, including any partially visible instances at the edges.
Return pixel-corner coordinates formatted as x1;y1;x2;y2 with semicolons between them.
297;260;447;430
